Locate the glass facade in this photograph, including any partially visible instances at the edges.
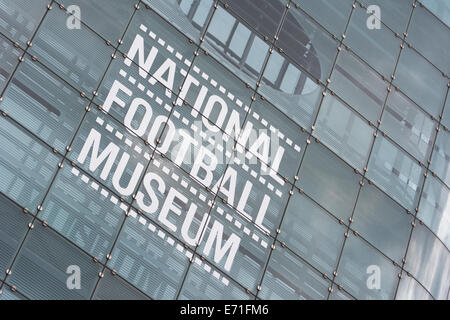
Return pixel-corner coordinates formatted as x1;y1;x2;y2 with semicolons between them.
0;0;448;300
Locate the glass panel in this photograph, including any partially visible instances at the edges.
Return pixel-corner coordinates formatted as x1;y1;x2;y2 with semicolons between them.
352;181;412;262
107;213;190;299
279;192;346;275
0;0;50;48
197;201;273;293
296;141;360;222
7;223;102;300
0;116;61;211
178;254;253;300
0;284;27;300
328;287;355;300
394;46;447;119
246;96;308;181
93;53;172;138
121;6;197;97
38;162;128;262
344;5;401;78
359;0;414;34
28;7;114;99
417;175;450;249
366;135;425;211
259;55;323;130
258;246;330;300
203;6;269;88
405;222;450;299
181;50;253;134
296;0;354;36
277;5;339;82
430;129;450;187
335;234;400;299
0;58;87;151
314;94;374;171
92;269;150;300
381;90;437;163
408;5;450;74
226;0;287;40
223;152;292;236
58;0;135;43
68;108;152;203
442;98;450;130
396;274;434;300
421;0;450;27
133;154;214;247
0;193;32;275
0;34;22;92
330;49;388;123
142;0;215;42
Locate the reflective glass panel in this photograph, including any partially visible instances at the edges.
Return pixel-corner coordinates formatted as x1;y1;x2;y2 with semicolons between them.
352;181;412;262
330;48;388;123
417;175;450;249
0;58;87;151
0;116;61;211
381;89;436;163
297;141;360;222
258;246;330;300
279;192;346;275
336;234;400;299
314;94;374;171
366;135;424;211
394;46;447;119
344;5;401;78
405;222;450;299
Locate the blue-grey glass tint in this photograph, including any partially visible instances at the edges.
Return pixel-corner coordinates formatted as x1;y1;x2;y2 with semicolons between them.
336;234;400;299
58;0;135;43
344;5;401;78
0;0;50;48
366;135;424;211
417;175;450;249
297;141;360;222
430;128;450;187
421;0;450;27
279;192;345;275
179;259;253;300
359;0;414;34
107;214;190;299
0;34;22;93
396;274;434;300
407;4;450;74
314;94;374;171
394;46;447;119
405;223;450;299
259;246;330;300
330;48;388;123
381;89;436;163
39;162;127;262
352;181;412;263
28;7;114;99
0;193;32;275
203;6;269;88
92;269;151;300
0;58;87;151
259;53;323;130
0;116;61;211
7;223;102;299
277;6;339;82
296;0;354;36
142;0;215;42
